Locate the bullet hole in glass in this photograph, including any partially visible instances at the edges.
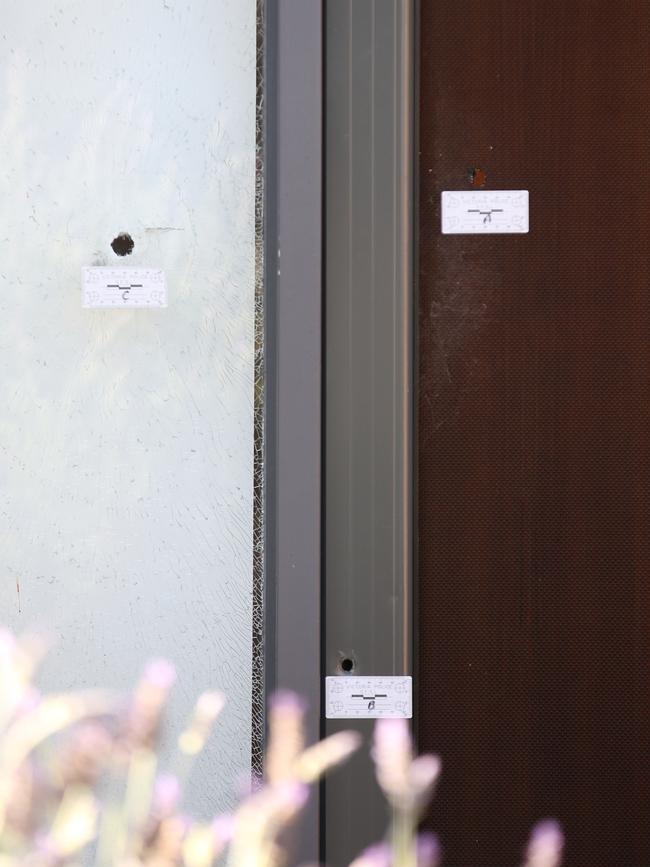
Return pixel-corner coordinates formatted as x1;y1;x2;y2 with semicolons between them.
111;233;134;256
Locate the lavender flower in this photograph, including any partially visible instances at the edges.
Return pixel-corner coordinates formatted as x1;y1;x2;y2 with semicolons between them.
178;691;225;756
212;814;235;847
0;629;568;867
415;832;441;867
124;659;176;748
294;731;362;782
55;721;114;787
523;820;564;867
372;719;441;815
265;691;308;784
349;842;392;867
227;781;310;867
152;775;182;817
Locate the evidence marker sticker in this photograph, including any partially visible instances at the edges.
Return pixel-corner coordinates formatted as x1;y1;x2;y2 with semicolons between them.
441;190;529;234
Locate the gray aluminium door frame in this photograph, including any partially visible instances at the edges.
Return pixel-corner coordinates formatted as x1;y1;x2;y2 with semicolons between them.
265;0;415;861
264;0;323;863
323;1;416;864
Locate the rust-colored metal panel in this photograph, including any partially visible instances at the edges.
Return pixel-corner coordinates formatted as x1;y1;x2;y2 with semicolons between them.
417;2;650;866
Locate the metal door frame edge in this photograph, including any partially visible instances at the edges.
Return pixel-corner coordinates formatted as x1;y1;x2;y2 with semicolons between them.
323;0;416;861
264;0;324;862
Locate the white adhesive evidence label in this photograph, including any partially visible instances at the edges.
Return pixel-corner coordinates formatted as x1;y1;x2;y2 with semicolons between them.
441;190;529;234
82;267;167;308
325;676;413;719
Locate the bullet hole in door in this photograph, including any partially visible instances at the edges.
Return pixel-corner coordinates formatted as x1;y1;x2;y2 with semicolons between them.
467;167;487;187
111;233;134;256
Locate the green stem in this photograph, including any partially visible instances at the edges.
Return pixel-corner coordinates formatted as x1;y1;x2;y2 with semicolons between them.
391;808;417;867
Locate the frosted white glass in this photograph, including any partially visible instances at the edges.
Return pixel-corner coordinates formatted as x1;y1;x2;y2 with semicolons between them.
0;0;257;815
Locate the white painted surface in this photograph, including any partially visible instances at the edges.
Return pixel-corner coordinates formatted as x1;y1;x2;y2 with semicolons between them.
0;0;256;815
82;267;167;308
441;190;529;233
325;677;413;719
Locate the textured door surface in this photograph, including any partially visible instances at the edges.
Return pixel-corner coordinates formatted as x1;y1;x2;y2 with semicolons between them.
418;2;650;865
0;1;258;815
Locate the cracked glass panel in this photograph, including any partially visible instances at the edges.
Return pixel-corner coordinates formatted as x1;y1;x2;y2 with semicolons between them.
0;0;263;814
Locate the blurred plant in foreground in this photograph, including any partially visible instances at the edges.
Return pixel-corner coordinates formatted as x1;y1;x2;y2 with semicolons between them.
0;630;563;867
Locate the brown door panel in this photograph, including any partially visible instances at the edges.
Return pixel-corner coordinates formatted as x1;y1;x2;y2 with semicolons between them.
418;2;650;866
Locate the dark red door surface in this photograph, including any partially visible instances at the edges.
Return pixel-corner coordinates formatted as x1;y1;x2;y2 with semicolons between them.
417;2;650;866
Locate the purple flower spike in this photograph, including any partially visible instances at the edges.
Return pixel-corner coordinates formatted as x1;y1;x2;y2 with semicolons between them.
350;843;391;867
153;775;181;815
374;718;412;756
17;687;41;715
211;814;235;844
417;832;441;867
268;690;308;714
372;718;414;810
275;780;310;813
142;659;176;690
524;819;564;867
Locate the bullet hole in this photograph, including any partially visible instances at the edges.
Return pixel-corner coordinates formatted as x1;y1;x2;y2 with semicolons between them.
340;657;355;673
111;233;134;256
467;167;487;187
